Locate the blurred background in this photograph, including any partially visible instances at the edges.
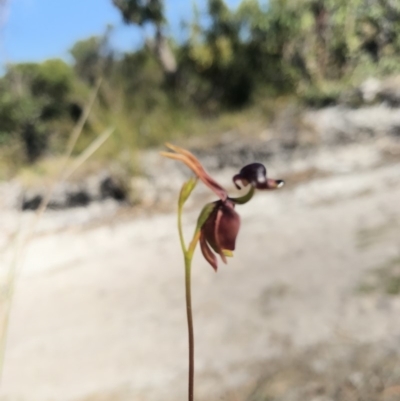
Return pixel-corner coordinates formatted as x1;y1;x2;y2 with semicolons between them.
1;0;400;400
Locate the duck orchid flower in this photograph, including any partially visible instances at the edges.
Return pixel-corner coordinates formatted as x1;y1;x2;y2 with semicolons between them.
161;143;285;401
161;143;284;271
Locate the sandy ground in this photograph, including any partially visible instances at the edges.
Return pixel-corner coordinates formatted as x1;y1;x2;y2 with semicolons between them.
0;153;400;401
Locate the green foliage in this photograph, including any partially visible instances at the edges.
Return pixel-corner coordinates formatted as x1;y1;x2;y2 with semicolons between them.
70;37;104;85
0;59;76;162
32;59;74;100
112;0;164;26
182;0;302;108
70;29;113;85
3;0;400;175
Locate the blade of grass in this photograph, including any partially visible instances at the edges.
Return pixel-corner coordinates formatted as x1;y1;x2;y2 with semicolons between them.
62;126;114;182
65;78;102;160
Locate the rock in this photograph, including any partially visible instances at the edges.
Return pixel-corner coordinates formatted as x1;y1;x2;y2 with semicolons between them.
129;176;157;206
7;91;400;214
304;105;400;145
0;180;22;209
22;194;43;210
100;176;126;201
359;77;381;103
66;190;91;208
379;75;400;106
19;172;127;211
358;75;400;106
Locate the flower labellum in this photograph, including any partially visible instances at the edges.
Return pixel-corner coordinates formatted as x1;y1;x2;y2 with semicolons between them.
233;163;284;190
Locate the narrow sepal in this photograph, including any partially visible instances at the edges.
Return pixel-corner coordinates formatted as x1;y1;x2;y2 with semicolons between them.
161;144;228;201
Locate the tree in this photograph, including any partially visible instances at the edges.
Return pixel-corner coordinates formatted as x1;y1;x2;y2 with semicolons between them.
70;27;114;86
112;0;177;84
0;60;75;162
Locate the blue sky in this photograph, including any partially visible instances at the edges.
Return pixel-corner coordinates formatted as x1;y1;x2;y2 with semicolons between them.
1;0;242;66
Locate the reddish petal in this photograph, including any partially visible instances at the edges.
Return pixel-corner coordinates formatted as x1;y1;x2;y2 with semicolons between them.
200;230;218;271
213;206;227;264
201;200;240;267
201;203;219;253
216;202;240;252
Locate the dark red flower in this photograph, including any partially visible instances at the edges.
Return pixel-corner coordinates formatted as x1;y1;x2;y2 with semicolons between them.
162;144;284;271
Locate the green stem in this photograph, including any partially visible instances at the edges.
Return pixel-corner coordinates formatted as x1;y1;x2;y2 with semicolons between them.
184;255;194;401
178;203;187;254
230;185;255;205
177;202;196;401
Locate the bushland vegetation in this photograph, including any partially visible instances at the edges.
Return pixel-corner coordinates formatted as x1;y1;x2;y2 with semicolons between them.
1;0;400;178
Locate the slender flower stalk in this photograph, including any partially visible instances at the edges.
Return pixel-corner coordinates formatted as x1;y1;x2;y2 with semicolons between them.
161;143;284;401
176;177;198;401
182;228;196;401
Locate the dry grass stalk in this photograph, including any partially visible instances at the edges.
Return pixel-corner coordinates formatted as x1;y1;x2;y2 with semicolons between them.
0;78;113;382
